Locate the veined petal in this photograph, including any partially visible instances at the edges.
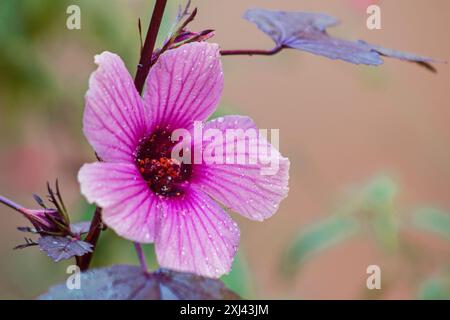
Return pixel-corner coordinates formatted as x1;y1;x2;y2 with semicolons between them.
155;187;240;278
78;162;159;243
143;42;223;131
83;52;149;163
194;116;290;221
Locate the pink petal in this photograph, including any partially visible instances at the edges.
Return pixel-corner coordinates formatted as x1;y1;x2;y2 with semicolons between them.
155;187;240;278
194;116;290;221
83;52;149;163
143;42;223;130
78;162;159;243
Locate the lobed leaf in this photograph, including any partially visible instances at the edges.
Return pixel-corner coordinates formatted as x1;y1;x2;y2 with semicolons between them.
244;8;439;71
39;265;240;300
70;221;91;236
38;236;93;262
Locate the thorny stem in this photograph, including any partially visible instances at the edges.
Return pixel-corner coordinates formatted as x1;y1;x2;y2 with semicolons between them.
78;0;168;271
134;242;149;273
220;46;283;56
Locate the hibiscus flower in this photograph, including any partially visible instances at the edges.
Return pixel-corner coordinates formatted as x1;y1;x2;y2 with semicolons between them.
78;42;289;278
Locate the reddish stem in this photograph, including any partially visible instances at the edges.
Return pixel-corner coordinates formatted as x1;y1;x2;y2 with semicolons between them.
220;46;283;56
134;242;148;273
77;206;103;271
134;0;168;95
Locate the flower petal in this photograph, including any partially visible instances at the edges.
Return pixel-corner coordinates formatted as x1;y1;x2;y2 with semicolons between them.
78;162;159;243
155;187;240;278
83;52;149;163
143;42;223;130
194;116;290;221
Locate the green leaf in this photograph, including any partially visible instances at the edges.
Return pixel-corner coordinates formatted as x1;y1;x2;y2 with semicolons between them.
284;215;359;273
221;251;252;298
363;176;398;208
413;208;450;241
419;276;450;300
362;176;399;252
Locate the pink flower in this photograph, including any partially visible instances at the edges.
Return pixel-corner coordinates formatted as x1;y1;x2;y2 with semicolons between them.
22;208;62;233
78;42;290;278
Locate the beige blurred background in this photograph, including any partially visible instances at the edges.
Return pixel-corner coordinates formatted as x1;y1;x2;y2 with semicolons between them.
0;0;449;299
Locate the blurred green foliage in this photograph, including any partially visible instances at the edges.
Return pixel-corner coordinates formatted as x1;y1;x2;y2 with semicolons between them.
284;175;450;299
413;208;450;299
362;177;399;252
419;274;450;300
284;215;359;274
221;251;252;299
413;208;450;241
0;0;63;101
0;0;176;139
283;176;399;274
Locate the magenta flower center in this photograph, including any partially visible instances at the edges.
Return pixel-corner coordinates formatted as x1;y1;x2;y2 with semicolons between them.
135;129;192;197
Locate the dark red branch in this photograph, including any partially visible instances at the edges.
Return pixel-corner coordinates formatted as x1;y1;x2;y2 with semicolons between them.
77;206;103;271
134;0;168;95
220;46;283;56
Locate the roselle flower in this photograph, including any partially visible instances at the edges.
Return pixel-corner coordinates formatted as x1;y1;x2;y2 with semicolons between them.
78;42;290;278
0;188;69;235
150;4;214;67
21;208;62;233
1;185;94;261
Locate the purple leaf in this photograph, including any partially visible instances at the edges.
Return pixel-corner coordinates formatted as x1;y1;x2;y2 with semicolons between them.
17;226;38;234
32;194;47;208
70;221;91;235
39;265;240;300
244;8;439;71
38;236;93;262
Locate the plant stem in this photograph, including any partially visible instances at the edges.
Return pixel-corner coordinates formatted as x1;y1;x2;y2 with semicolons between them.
77;206;103;271
134;242;148;273
0;195;26;214
78;0;168;272
129;1;168;275
134;0;168;95
220;46;283;56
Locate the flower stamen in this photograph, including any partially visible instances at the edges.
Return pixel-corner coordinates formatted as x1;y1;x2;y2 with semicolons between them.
135;130;191;197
